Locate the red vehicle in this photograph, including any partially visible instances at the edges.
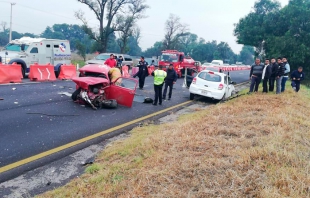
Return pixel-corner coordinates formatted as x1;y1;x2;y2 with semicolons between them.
71;64;138;110
158;50;201;77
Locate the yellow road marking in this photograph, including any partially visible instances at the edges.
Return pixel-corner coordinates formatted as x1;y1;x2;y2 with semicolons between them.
0;101;192;174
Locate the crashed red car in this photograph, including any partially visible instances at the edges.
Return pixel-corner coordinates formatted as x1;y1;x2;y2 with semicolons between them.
71;64;138;110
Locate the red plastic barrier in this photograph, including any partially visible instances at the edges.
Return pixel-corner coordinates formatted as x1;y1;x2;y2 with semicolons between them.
29;63;56;81
122;65;130;77
58;64;77;80
148;66;155;76
0;62;23;84
132;67;139;76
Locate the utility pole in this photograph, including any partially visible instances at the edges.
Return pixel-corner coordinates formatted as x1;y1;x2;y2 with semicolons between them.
9;2;16;42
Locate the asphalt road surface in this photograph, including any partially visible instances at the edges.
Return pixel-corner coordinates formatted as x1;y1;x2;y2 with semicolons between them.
0;70;250;182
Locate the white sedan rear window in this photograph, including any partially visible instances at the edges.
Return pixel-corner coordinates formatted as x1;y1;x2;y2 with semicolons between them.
198;72;221;82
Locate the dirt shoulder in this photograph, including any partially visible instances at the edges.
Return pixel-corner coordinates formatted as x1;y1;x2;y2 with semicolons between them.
35;83;310;197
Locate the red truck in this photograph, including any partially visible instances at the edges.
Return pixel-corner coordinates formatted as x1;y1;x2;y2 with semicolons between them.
158;50;201;77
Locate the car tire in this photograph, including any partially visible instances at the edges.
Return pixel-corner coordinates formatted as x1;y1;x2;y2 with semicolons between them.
71;88;81;101
190;93;195;100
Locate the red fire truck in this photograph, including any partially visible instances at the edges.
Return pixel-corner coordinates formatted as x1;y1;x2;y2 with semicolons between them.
158;50;201;77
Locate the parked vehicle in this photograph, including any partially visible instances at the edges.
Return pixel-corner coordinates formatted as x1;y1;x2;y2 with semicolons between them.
158;50;201;78
86;53;133;69
71;64;138;110
211;60;224;66
202;62;212;66
187;70;236;100
0;37;71;78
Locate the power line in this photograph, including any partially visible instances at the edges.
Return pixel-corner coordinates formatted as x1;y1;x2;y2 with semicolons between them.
16;3;99;26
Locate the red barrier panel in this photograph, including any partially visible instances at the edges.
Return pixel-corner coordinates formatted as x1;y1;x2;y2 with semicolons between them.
29;63;56;81
58;64;77;80
148;66;155;76
0;62;23;84
131;67;139;76
122;65;130;77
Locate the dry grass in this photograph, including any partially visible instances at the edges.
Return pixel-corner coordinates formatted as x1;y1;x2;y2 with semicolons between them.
39;86;310;198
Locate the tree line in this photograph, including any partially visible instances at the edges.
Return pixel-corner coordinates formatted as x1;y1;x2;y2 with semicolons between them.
0;0;256;64
234;0;310;71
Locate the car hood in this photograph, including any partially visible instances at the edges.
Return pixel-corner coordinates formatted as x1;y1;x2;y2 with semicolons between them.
0;51;21;58
79;64;111;74
85;59;105;64
72;77;110;90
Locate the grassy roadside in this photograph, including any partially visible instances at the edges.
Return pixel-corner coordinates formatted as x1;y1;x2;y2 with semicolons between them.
39;85;310;197
71;60;85;68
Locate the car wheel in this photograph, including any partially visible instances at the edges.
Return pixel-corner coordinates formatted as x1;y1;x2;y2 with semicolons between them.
71;88;81;101
190;93;195;100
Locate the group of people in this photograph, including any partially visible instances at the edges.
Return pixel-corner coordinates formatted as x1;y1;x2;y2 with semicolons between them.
249;57;305;94
133;56;178;106
104;53;124;68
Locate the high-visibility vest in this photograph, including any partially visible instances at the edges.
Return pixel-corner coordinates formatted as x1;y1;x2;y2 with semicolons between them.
154;69;167;85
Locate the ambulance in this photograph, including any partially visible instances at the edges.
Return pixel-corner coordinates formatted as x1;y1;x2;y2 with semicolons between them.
0;37;71;77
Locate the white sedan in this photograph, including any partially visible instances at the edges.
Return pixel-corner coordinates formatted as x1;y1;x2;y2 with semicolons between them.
189;70;236;100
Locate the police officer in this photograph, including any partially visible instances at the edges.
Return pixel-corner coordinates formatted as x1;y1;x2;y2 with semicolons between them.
151;65;167;106
133;56;149;89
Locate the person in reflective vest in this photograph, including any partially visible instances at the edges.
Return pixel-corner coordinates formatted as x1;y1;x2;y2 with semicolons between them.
108;67;122;86
151;65;167;105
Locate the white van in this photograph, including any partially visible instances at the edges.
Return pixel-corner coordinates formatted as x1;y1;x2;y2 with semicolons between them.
211;60;224;66
0;37;71;77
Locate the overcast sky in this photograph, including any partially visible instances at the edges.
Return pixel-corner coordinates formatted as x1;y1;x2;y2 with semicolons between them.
0;0;289;53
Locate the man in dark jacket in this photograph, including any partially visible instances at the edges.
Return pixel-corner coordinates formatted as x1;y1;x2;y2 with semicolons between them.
163;64;178;100
275;57;285;94
291;67;305;92
262;59;272;93
269;58;278;92
133;56;149;89
249;58;264;92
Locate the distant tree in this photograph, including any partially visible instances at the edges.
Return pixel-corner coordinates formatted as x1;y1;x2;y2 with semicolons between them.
75;0;148;53
75;41;86;61
234;0;281;56
143;41;163;57
41;24;92;51
238;45;255;65
163;14;188;49
116;0;148;53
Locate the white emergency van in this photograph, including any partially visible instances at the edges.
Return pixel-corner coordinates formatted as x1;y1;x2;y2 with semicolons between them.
0;37;71;77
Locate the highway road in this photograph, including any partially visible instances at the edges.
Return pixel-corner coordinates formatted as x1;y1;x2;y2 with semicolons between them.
0;69;250;183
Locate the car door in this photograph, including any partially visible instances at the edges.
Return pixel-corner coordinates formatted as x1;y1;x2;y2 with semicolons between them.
224;75;230;97
29;47;39;64
104;77;138;107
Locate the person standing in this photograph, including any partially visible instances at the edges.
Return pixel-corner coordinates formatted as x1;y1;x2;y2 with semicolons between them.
249;58;264;93
281;57;290;92
262;59;272;93
291;67;305;92
104;54;117;68
163;64;178;100
269;58;278;92
151;65;167;106
133;56;149;89
117;56;123;67
275;57;285;94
